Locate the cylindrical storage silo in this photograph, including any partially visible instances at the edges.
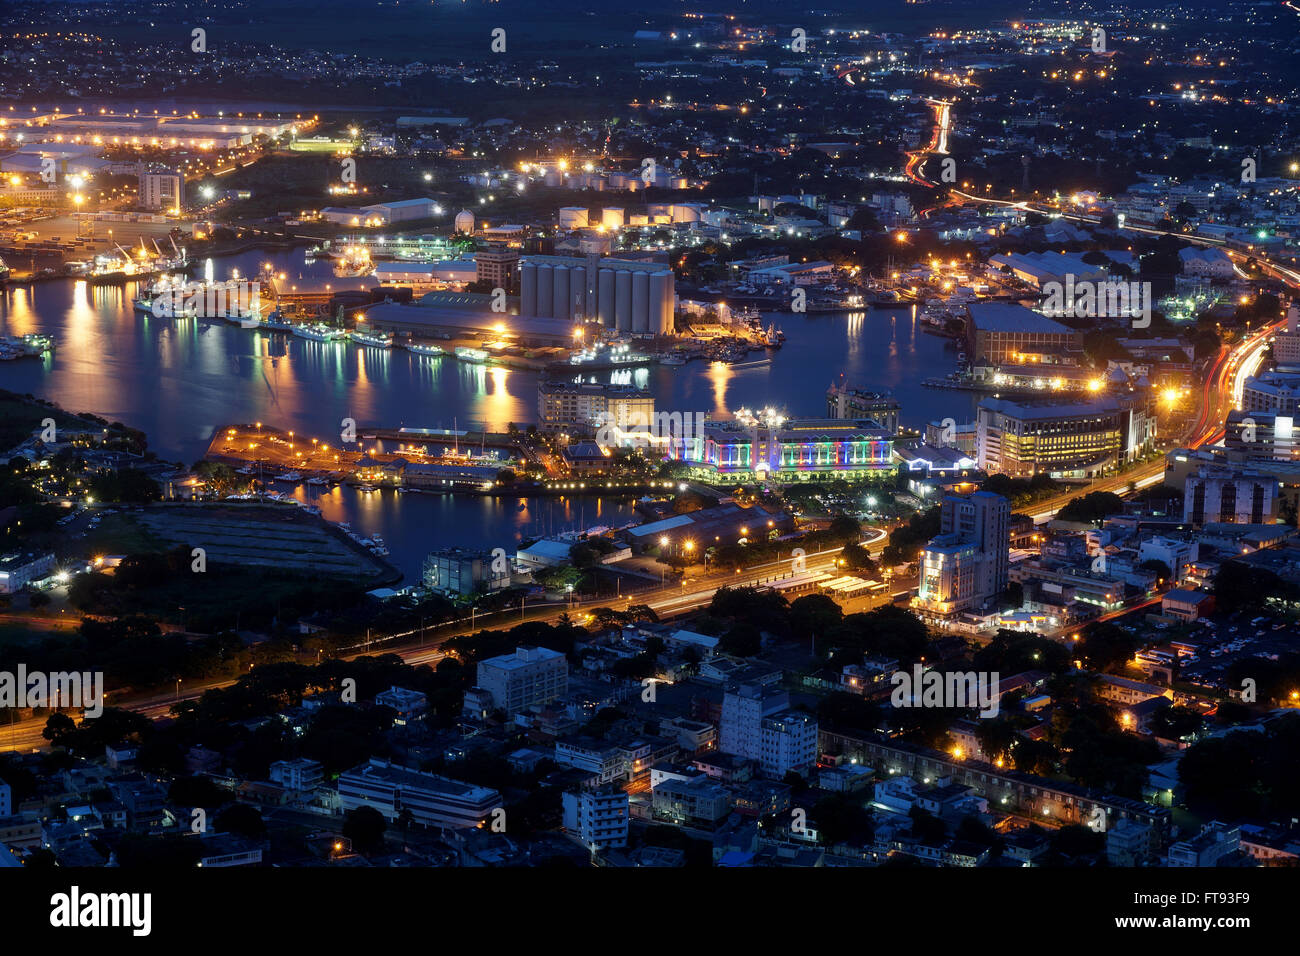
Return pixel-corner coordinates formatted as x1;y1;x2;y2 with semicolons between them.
552;265;570;320
598;268;616;328
631;270;650;334
536;263;554;318
520;261;538;316
651;271;673;335
615;269;632;333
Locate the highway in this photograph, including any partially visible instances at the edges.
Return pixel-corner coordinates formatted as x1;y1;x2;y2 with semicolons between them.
1;528;891;753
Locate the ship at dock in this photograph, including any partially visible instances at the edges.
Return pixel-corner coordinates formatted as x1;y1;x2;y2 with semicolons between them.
351;330;394;349
293;323;348;343
90;237;188;285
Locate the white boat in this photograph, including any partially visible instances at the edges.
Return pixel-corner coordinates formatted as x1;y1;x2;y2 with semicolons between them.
351;330;394;348
277;471;302;482
659;353;687;366
407;343;445;357
293;323;347;343
455;346;489;363
306;476;328;486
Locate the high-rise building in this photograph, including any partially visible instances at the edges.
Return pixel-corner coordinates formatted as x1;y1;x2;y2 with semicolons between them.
139;170;183;211
475;645;569;713
1271;305;1300;367
914;490;1010;616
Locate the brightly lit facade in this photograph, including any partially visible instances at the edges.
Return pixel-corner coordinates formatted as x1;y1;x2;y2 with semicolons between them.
663;408;893;481
977;396;1156;479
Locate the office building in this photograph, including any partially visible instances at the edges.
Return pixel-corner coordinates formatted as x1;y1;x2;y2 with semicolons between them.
562;786;629;850
475;645;569;713
1183;466;1278;526
475;248;520;291
338;759;500;829
977;397;1156;478
519;253;674;334
915;491;1010;616
537;380;654;436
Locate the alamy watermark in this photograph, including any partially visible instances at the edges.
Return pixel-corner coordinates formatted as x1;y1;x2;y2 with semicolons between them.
594;409;707;450
890;664;1000;718
1040;275;1151;328
0;666;105;718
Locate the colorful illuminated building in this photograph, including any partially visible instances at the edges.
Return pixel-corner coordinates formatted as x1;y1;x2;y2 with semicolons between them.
662;408;893;481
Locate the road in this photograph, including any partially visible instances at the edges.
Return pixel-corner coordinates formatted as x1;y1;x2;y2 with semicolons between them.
1;528;893;753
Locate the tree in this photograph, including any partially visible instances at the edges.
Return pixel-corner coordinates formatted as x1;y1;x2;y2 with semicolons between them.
343;805;387;854
216;803;266;839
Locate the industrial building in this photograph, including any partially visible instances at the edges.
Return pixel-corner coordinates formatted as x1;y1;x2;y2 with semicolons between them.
965;302;1082;366
519;253;675;334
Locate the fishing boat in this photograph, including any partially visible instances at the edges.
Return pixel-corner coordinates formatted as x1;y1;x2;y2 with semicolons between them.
659;353;687;366
455;346;489;363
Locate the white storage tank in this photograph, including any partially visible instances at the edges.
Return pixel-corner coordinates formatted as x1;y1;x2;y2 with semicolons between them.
454;209;475;233
601;207;625;229
558;207;589;230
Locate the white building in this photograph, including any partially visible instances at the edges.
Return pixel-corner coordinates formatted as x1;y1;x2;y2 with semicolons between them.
475;645;568;713
1178;246;1234;278
375;686;429;723
759;712;818;777
562;786;629;850
720;684;818;777
1137;536;1199;584
338;759;500;829
268;758;323;793
0;552;56;593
